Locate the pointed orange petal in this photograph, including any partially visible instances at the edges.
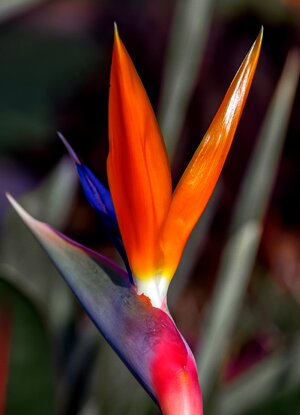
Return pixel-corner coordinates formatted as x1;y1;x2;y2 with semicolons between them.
161;29;263;278
107;27;172;278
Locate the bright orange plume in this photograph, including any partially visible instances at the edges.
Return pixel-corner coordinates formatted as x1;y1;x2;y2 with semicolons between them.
107;26;171;279
108;26;263;283
161;29;263;277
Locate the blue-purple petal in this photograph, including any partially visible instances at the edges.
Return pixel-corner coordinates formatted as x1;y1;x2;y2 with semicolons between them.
58;133;132;280
76;163;118;230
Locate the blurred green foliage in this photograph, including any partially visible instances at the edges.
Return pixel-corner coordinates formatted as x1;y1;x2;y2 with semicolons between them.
0;278;54;415
0;26;98;151
0;0;299;414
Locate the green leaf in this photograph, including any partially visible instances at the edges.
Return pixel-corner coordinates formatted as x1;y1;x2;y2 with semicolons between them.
254;276;300;334
0;26;99;150
0;278;54;415
217;335;300;415
1;158;77;329
197;50;300;399
81;341;156;415
158;0;215;160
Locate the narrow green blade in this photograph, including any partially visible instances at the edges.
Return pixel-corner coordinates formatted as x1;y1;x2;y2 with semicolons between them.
217;335;300;415
197;51;300;399
0;278;54;415
158;0;214;160
1;158;77;328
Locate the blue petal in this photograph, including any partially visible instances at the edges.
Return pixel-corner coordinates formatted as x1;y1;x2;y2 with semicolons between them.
58;131;118;229
76;164;133;282
58;132;133;281
76;163;118;230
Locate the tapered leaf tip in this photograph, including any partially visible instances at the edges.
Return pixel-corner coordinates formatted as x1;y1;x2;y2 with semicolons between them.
57;131;81;165
5;193;37;229
6;194;52;244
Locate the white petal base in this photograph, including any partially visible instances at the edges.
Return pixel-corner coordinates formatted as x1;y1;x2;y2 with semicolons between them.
136;275;170;310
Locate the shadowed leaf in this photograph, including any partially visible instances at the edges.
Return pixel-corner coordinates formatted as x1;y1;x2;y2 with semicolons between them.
1;158;77;328
0;307;11;415
7;195;200;409
0;278;54;415
0;27;98;150
158;0;215;160
197;50;300;399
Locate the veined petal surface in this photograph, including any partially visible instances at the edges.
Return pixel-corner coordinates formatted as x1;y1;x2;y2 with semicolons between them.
108;27;172;278
162;29;263;278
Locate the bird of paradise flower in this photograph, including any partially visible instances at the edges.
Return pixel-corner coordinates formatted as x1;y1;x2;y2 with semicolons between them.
6;26;262;415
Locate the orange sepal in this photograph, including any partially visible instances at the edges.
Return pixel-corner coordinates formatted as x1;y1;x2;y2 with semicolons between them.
107;26;172;278
161;29;263;278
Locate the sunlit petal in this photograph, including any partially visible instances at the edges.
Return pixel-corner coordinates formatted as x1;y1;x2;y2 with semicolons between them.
107;26;172;278
161;28;263;278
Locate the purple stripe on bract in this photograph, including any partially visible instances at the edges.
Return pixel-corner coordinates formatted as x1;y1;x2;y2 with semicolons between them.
47;225;131;283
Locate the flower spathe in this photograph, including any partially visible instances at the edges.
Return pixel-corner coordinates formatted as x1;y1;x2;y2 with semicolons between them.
6;193;203;415
108;26;263;307
7;26;262;415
